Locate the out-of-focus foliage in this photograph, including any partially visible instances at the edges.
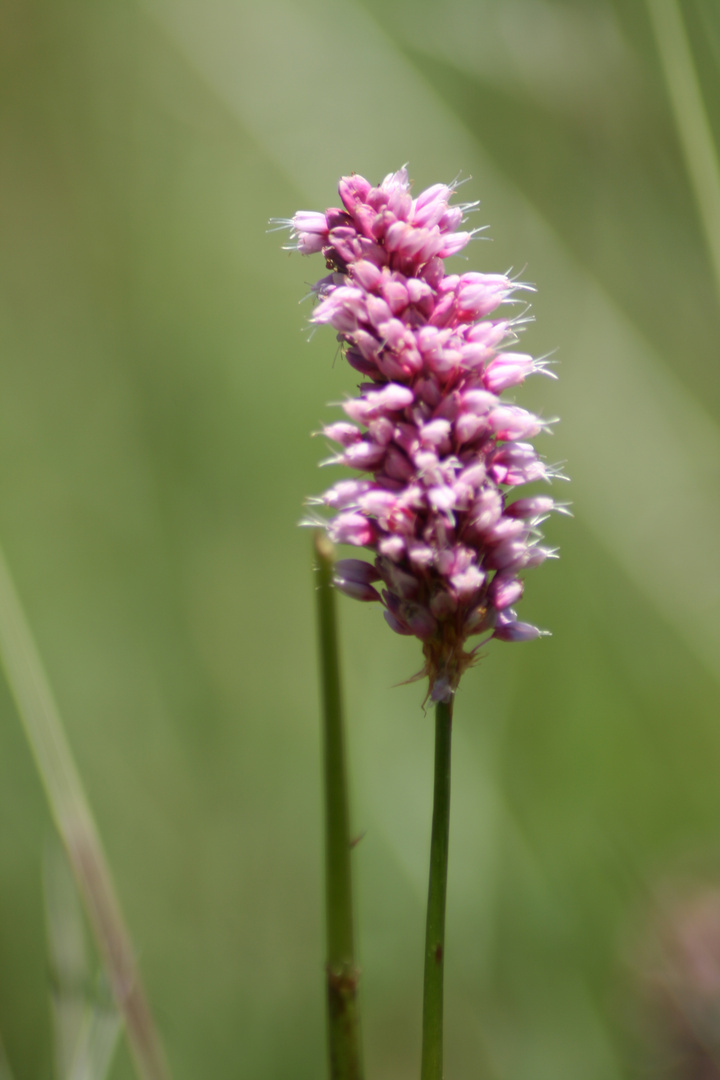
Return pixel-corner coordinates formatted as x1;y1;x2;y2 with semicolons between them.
44;844;122;1080
1;1;719;1078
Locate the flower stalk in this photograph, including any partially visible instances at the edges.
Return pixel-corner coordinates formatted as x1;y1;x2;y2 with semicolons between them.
314;532;363;1080
421;697;453;1080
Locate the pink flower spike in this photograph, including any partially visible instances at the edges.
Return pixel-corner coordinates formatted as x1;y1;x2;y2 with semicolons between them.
279;165;564;700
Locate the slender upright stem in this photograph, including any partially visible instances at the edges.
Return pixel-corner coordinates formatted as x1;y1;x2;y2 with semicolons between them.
421;697;454;1080
314;533;363;1080
0;543;170;1080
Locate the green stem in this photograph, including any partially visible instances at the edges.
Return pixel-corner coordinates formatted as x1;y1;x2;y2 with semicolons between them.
0;543;170;1080
421;697;454;1080
314;533;363;1080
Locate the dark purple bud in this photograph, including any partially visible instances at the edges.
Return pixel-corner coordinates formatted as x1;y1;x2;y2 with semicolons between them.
401;601;438;640
334;559;382;602
430;589;458;619
335;558;381;584
383;609;413;635
385;447;414;482
326;207;352;229
345;348;379;378
493;620;544;643
381;563;420;599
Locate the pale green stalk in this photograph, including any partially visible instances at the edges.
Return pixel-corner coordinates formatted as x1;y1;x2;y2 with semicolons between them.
646;0;720;303
0;543;169;1080
314;533;363;1080
420;697;453;1080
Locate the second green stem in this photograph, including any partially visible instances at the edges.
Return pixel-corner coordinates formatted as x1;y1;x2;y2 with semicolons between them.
315;533;363;1080
420;697;453;1080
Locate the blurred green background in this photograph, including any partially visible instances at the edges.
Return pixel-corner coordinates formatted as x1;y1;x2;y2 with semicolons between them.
2;0;720;1077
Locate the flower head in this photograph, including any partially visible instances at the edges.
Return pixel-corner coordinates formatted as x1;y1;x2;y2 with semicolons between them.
277;167;563;702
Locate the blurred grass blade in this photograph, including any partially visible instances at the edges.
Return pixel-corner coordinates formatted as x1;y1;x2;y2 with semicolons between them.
67;1000;123;1080
45;841;123;1080
0;543;170;1080
646;0;720;303
44;842;91;1080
